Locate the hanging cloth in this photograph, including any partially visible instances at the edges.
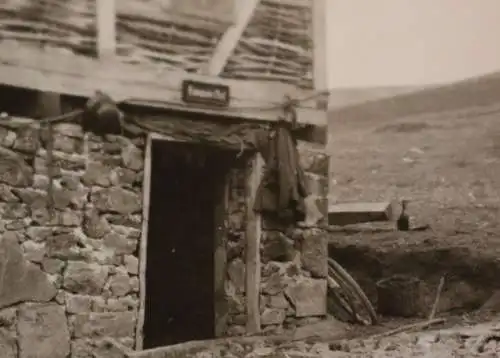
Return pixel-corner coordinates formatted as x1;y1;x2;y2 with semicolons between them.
253;119;309;224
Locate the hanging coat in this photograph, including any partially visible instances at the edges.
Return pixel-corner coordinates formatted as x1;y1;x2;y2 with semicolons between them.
253;121;308;224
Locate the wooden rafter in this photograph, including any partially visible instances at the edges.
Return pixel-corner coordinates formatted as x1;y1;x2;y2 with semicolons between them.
203;0;262;76
96;0;117;60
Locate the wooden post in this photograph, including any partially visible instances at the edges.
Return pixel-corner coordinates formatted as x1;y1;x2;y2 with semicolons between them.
312;0;329;111
214;172;230;337
245;153;263;334
36;92;61;217
96;0;117;60
135;133;152;350
312;0;330;208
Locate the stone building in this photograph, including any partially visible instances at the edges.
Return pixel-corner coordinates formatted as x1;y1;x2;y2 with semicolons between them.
0;0;330;357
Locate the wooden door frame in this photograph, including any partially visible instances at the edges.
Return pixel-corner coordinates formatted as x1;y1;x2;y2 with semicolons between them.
135;132;263;349
135;132;193;349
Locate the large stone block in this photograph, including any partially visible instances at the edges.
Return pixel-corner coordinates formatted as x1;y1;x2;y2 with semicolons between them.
261;231;296;263
285;278;327;318
0;236;56;309
83;210;111;239
0;327;16;358
91;187;141;215
297;142;329;177
71;312;136;339
13;126;40;154
227;258;245;293
82;162;114;187
63;261;109;295
300;233;328;278
17;303;70;358
304;172;328;198
121;144;143;171
0;147;33;187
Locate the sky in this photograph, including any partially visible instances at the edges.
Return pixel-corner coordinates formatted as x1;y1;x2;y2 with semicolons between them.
326;0;500;88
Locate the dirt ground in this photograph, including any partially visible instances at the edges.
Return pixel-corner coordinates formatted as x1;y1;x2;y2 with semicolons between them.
323;101;500;356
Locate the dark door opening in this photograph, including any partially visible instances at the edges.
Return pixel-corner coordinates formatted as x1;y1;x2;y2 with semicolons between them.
143;140;230;349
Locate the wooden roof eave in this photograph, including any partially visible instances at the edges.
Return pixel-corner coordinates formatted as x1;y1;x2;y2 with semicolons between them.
0;42;326;144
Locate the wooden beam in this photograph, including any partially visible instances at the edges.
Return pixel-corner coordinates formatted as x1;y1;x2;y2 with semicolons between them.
214;172;230;337
0;43;326;130
264;0;310;7
312;0;329;111
203;0;261;76
36;92;61;217
328;202;393;226
245;153;263;334
135;133;152;350
96;0;117;60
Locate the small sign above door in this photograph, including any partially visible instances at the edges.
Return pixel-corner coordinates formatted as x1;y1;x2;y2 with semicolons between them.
181;80;231;107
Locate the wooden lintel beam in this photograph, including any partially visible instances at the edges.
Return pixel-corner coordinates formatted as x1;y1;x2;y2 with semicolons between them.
96;0;117;60
203;0;261;76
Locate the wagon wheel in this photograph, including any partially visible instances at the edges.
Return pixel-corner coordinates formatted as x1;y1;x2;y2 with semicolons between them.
327;257;378;325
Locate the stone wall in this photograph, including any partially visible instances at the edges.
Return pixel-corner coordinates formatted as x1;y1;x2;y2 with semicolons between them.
258;142;330;334
0;120;144;358
0;117;330;356
222;144;331;337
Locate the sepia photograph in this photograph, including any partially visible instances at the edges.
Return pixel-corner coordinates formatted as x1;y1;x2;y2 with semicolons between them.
0;0;499;357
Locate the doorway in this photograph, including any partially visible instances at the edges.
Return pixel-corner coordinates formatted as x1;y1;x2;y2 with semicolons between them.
142;139;231;349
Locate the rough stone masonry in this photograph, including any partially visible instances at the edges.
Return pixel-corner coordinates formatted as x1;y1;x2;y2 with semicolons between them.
0;117;330;358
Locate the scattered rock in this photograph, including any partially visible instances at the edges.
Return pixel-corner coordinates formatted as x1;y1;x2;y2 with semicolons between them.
292;318;349;341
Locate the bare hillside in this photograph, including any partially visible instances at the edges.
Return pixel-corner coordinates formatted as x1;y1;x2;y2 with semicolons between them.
328;86;422;109
329;71;500;125
328;72;500;236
